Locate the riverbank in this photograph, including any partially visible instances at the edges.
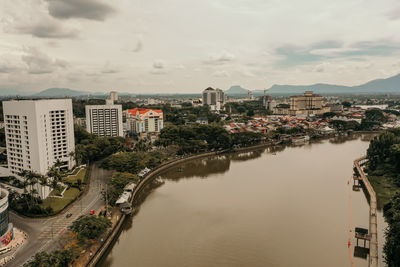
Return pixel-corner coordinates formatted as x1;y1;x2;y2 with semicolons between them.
86;150;218;267
85;132;375;267
369;176;400;206
96;133;379;267
354;156;379;267
87;139;290;266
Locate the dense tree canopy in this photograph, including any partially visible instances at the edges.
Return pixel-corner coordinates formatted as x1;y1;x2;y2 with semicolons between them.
74;125;127;164
366;128;400;266
330;120;360;131
342;101;352;108
232;132;263;146
365;108;388;123
101;151;167;173
163;104;220;125
156;124;232;154
25;249;73;267
70;215;111;242
225;100;271;116
72;99;105;118
103;172;139;205
367;128;400;175
383;193;400;267
0;128;5;147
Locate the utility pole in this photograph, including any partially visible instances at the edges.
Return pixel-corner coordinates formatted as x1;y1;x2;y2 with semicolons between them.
105;183;108;217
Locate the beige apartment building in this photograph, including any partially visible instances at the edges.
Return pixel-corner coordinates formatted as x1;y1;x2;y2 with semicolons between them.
274;91;329;116
289;91;323;115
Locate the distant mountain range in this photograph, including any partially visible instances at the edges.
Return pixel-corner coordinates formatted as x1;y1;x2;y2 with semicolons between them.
1;73;400;97
252;73;400;96
224;85;249;95
33;88;91;97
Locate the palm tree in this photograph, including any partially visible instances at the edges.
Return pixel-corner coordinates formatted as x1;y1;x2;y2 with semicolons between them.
18;170;29;194
38;175;48;199
68;151;76;167
20;178;31;210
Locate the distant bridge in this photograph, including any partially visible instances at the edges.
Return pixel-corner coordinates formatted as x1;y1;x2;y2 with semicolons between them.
353;156;379;267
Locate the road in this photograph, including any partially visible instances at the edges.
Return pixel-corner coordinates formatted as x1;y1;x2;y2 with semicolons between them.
7;163;113;266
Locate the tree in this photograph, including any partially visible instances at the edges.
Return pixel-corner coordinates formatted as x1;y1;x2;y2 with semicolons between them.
367;130;400;171
342;101;352;108
322;112;336;119
0;128;5;147
232;132;263;147
365;108;387;123
383;193;400;267
70;215;111;242
102;172;139;205
366;129;400;266
156;124;232;154
25;249;73;267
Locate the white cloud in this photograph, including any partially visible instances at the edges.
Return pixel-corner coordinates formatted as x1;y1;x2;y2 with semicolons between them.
21;47;68;74
101;61;119;74
152;60;165;69
212;70;230;77
0;57;19;73
1;0;400;93
1;2;79;39
46;0;115;21
132;37;143;52
206;50;236;64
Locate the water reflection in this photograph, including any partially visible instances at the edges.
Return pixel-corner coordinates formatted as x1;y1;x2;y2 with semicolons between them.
160;155;231;180
230;149;265;162
329;134;359;144
99;133;385;267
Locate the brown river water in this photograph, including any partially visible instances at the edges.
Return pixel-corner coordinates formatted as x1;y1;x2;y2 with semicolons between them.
99;134;387;267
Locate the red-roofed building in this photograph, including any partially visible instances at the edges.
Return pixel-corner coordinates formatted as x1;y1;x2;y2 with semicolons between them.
124;108;164;137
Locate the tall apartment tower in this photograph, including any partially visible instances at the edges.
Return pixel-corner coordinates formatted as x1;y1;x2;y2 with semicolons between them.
3;99;75;176
109;91;118;102
289;91;323;115
85;102;123;137
202;87;225;111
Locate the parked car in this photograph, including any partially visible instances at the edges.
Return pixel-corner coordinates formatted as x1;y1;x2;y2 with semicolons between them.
89;209;95;215
66;213;72;218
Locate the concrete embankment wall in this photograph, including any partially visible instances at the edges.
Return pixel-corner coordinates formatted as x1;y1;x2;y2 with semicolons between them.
87;142;279;266
87;151;221;267
87;136;367;266
354;156;379;267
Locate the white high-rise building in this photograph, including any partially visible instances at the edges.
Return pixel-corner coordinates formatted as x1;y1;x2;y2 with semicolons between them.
109;91;118;102
202;87;225;111
86;103;123;137
3;99;75;176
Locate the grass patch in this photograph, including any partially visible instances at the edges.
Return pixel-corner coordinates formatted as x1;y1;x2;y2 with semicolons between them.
49;185;66;197
369;175;400;206
42;188;81;213
63;168;87;185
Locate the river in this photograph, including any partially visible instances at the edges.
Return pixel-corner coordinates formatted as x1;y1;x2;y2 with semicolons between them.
99;134;387;267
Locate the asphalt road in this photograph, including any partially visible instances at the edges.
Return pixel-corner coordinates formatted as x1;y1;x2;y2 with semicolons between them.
7;163;113;266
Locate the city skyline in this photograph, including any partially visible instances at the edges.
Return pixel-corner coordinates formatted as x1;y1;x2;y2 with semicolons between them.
1;0;400;94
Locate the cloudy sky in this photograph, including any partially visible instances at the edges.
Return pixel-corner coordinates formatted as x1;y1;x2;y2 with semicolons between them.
1;0;400;94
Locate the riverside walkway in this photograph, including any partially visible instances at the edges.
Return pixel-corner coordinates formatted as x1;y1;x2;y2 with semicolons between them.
353;156;379;267
87;151;218;267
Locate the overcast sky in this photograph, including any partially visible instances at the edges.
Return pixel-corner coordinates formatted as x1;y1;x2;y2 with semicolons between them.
1;0;400;94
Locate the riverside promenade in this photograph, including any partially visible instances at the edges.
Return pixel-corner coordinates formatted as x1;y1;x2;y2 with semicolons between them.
86;151;218;267
87;142;278;266
353;156;379;267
